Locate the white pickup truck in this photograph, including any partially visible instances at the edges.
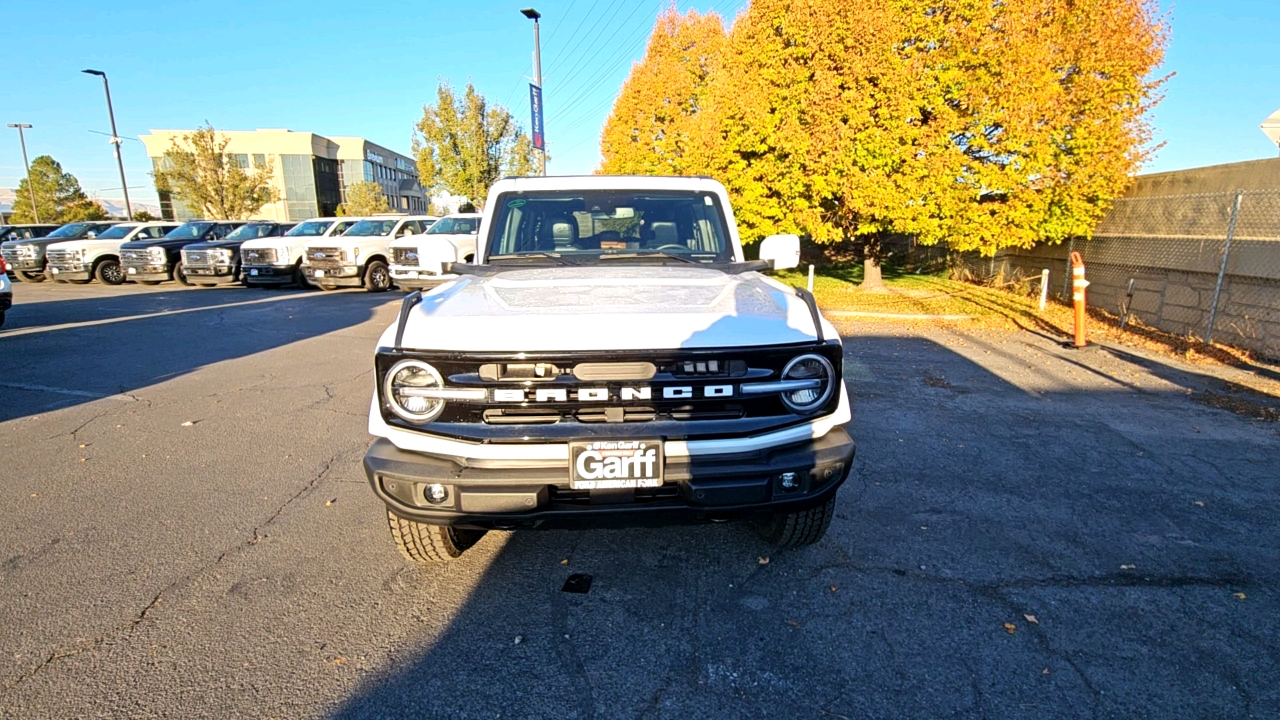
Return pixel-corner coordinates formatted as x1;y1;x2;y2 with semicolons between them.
362;176;854;562
241;217;361;288
301;214;437;292
389;212;482;291
45;221;178;285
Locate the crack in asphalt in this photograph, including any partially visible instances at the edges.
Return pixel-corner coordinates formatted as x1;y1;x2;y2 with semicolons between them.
0;453;341;699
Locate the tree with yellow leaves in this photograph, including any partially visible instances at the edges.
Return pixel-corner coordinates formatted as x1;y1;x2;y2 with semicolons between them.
599;7;726;176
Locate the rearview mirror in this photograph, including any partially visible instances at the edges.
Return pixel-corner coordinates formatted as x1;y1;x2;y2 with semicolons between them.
759;234;800;271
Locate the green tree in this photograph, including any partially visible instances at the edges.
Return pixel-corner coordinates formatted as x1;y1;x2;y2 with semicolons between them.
412;82;539;209
337;181;391;216
600;7;726;176
9;155;109;223
132;209;159;222
153;124;279;220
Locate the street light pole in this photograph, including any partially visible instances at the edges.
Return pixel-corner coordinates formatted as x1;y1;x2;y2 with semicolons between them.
82;69;133;220
521;8;546;176
6;123;40;224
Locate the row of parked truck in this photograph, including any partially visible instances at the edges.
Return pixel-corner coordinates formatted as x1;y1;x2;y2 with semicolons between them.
0;213;482;317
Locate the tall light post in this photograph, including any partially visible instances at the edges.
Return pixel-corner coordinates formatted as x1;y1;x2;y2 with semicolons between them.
82;69;133;220
521;8;546;176
6;123;40;223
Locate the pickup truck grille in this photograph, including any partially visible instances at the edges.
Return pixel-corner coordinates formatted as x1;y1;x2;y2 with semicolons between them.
183;250;212;266
392;248;418;266
305;247;344;267
121;249;155;264
45;249;80;264
243;247;277;264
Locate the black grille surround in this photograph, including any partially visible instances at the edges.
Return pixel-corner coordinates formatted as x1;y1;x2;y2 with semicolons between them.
375;341;844;444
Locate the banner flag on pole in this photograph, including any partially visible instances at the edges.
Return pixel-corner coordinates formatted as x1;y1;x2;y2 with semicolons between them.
529;84;545;151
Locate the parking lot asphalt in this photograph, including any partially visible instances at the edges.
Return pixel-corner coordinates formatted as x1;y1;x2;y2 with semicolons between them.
1;280;1278;719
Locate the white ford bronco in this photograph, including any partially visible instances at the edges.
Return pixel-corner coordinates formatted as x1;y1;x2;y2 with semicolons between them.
241;217;361;287
363;176;854;562
301;214;438;292
45;221;177;285
388;212;482;291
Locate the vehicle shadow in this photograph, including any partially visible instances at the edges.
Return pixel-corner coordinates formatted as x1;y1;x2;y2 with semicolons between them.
0;286;392;424
330;333;1280;719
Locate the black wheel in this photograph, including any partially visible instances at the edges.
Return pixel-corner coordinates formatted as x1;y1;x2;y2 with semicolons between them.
174;261;192;286
17;270;46;283
317;283;341;292
386;511;485;563
94;258;126;286
363;260;392;292
139;280;162;286
0;310;5;328
292;262;310;288
754;497;837;547
68;279;92;285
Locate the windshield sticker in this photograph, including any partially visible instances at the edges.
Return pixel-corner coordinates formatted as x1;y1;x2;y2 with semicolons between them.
507;199;527;208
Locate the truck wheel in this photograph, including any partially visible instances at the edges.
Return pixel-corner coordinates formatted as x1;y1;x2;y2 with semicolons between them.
364;260;392;292
94;258;126;285
386;511;485;562
754;497;836;548
17;270;45;283
174;261;192;286
0;310;5;328
139;280;161;286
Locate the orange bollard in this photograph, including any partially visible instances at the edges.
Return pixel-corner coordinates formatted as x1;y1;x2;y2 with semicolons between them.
1070;251;1089;347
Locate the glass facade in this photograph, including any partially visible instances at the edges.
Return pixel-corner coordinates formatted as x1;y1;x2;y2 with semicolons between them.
281;154;319;221
314;157;342;217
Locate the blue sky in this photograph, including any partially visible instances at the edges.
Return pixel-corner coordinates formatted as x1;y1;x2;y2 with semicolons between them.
3;0;1277;208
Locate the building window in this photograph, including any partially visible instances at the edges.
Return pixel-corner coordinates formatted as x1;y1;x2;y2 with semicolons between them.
364;161;374;182
231;153;249;168
253;154;267;168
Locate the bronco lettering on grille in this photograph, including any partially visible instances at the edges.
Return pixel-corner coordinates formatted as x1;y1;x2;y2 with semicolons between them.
491;385;732;402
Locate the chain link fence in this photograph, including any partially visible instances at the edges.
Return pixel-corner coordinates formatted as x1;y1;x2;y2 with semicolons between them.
954;190;1280;358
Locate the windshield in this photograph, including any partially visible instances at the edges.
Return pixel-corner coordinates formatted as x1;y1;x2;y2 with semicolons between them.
343;219;397;237
427;217;479;235
165;222;215;239
47;223;95;239
94;225;139;240
224;224;275;241
486;191;732;262
285;220;334;237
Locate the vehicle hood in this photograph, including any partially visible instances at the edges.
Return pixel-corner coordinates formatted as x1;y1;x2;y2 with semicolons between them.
46;238;128;254
120;237;190;249
183;239;243;251
3;237;74;251
390;265;828;352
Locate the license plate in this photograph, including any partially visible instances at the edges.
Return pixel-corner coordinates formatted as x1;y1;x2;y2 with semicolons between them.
127;267;137;274
313;269;325;278
403;270;419;279
249;269;258;276
569;440;663;490
50;267;59;274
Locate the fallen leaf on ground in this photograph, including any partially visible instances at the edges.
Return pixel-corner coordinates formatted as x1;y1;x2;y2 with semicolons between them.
1024;614;1039;624
1042;668;1051;675
331;656;346;666
830;585;839;592
181;421;194;427
1234;592;1246;600
1003;623;1017;634
514;635;523;645
786;620;801;627
1194;501;1205;507
1120;564;1136;570
757;556;770;565
325;498;337;507
560;559;569;565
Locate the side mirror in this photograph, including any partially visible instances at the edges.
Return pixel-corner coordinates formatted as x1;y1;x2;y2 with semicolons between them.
758;234;800;271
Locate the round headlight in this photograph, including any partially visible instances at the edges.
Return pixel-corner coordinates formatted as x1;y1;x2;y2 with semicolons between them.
780;353;835;413
383;359;446;423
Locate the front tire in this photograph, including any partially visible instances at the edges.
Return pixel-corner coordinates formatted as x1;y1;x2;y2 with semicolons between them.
386;511;485;563
174;261;192;286
94;258;126;286
363;260;392;292
754;497;836;548
17;270;45;283
139;280;162;286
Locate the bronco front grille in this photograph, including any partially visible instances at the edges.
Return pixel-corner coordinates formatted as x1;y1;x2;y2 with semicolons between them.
306;247;344;267
243;248;277;264
392;248;418;266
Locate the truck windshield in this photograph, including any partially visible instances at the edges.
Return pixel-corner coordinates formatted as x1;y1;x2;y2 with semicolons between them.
165;222;215;239
94;225;139;240
427;217;478;235
486;191;732;263
46;223;95;239
285;220;334;237
343;219;397;236
224;224;275;241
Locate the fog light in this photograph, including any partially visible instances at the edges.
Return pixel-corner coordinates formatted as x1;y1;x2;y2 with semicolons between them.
424;484;449;504
779;472;800;491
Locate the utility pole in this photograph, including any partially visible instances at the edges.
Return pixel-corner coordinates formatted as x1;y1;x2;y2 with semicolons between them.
522;8;546;176
82;69;133;220
7;123;40;223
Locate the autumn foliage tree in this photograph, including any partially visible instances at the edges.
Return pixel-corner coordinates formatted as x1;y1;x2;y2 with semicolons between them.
603;0;1168;289
153;124;279;220
337;180;391;216
599;7;725;176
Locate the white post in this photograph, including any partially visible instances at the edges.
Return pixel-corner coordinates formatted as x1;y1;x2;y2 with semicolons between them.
807;264;815;293
1039;268;1050;313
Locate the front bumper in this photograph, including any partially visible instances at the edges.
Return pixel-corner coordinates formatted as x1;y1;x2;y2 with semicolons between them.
4;256;43;272
184;265;239;284
49;266;91;282
303;264;361;286
124;263;172;282
364;427;855;530
390;265;453;289
243;264;296;284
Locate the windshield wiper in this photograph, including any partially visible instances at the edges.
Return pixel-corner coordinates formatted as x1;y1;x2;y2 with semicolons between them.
598;251;706;265
489;252;563;260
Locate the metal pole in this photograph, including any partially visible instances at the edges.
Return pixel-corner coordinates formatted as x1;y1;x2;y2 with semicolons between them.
7;124;40;224
1205;190;1243;345
532;17;545;176
85;70;133;220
